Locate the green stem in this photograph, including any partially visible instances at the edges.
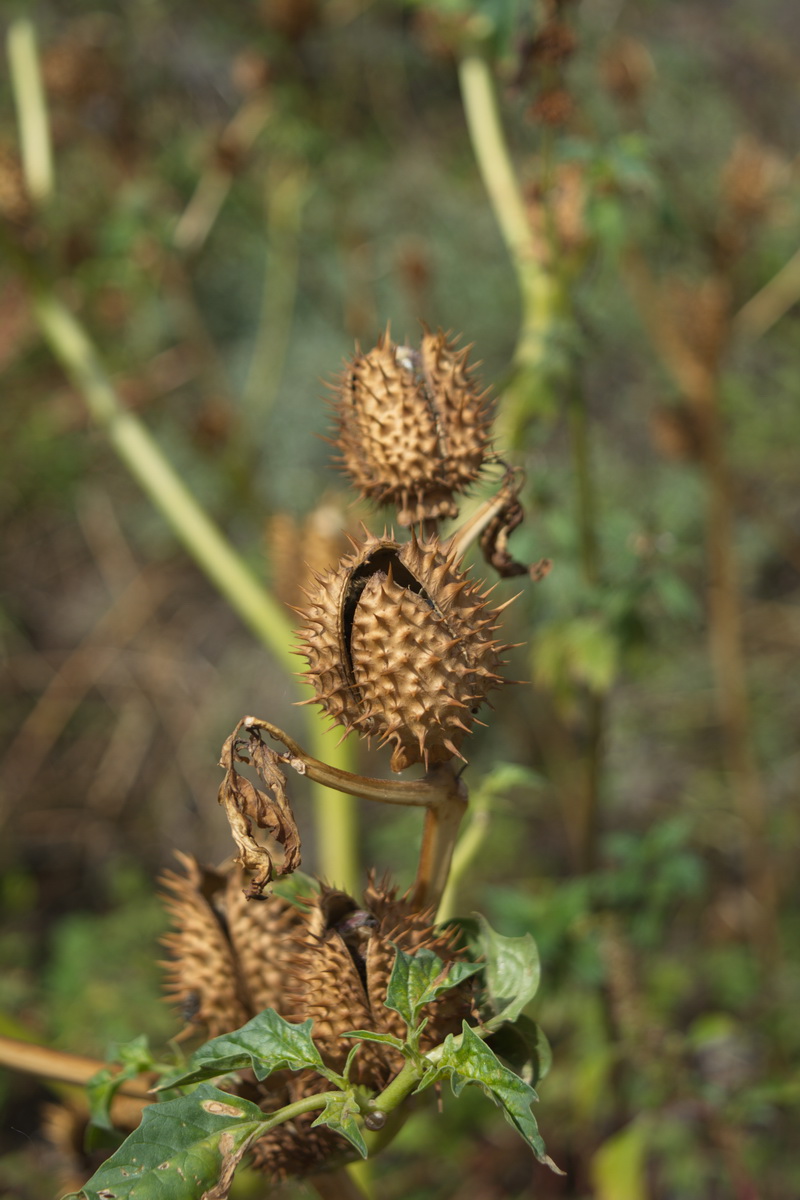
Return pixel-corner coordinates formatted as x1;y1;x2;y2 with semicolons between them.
369;1057;422;1116
458;54;535;285
2;233;360;891
436;789;490;923
7;19;53;206
460;45;603;871
37;280;359;889
458;51;565;446
6;17;360;892
32;287;298;673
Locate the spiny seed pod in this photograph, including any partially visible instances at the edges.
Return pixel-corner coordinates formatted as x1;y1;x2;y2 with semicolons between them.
159;853;248;1038
332;326;494;526
295;530;513;771
160;858;475;1180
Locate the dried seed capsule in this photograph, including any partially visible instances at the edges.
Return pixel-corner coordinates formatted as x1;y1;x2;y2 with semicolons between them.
161;859;475;1180
159;853;249;1038
332;326;494;526
295;530;511;771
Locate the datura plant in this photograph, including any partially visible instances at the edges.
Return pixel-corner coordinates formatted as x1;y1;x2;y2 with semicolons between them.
62;327;558;1200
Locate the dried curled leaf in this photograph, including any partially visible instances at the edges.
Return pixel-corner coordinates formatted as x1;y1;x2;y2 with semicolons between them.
478;491;551;583
218;722;301;899
479;495;527;578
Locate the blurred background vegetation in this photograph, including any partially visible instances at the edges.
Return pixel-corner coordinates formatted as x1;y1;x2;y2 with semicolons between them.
1;0;799;1197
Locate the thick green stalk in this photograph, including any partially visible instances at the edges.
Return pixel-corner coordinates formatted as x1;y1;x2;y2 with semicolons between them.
460;46;604;871
6;19;52;206
30;285;359;890
6;22;359;893
458;51;567;446
34;292;296;670
436;789;490;923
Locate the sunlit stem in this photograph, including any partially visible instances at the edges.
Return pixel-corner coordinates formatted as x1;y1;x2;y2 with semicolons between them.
444;467;524;561
436;786;491;923
248;718;468;911
248;717;455;808
7;18;53;206
411;762;468;911
0;1035;151;1098
368;1057;423;1116
0;227;359;893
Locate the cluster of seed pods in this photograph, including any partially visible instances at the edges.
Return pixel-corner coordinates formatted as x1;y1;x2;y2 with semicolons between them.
296;326;514;772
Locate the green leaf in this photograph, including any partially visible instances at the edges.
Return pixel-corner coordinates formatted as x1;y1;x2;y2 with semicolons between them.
270;870;321;911
486;1014;552;1086
157;1009;324;1090
384;947;483;1030
424;1023;558;1169
65;1084;266;1199
311;1090;367;1159
342;1029;406;1049
86;1037;157;1147
477;915;540;1029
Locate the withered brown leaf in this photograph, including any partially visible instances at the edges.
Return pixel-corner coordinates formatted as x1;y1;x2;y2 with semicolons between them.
218;721;301;899
479;494;552;582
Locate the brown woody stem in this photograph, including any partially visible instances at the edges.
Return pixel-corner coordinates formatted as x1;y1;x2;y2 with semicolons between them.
0;1035;153;1099
410;762;468;911
444;467;524;561
244;718;468;912
244;717;456;808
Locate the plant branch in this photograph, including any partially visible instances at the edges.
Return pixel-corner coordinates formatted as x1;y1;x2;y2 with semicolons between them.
734;243;800;341
458;50;566;447
5;23;360;893
410;762;469;911
1;232;360;891
6;19;53;206
244;718;467;910
0;1035;152;1098
245;717;458;809
436;785;490;923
